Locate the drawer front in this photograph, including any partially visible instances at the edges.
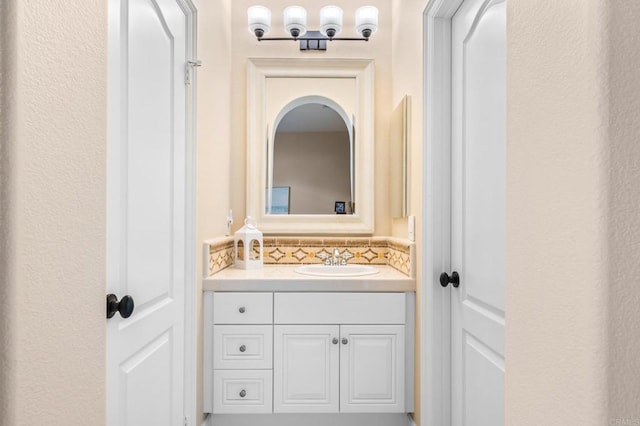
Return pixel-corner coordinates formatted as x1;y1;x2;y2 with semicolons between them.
274;292;406;324
213;292;273;324
213;370;273;414
213;325;273;369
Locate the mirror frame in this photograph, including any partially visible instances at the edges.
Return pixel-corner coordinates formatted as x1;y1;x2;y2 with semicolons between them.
247;58;375;234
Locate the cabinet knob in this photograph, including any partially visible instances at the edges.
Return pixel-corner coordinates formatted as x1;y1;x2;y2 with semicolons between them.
239;390;246;398
238;306;246;313
342;338;348;345
332;337;339;345
239;345;246;353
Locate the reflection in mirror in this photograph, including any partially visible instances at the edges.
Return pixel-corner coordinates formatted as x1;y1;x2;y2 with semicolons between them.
267;102;354;215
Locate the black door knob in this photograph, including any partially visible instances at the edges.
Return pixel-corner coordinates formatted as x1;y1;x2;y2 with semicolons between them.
439;271;460;288
106;294;135;319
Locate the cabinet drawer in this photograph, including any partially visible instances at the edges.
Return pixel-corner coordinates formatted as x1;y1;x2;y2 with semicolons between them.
213;325;273;369
213;370;273;414
274;293;406;324
213;292;272;324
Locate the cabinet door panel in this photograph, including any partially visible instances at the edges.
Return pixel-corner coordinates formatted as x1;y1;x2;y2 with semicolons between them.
340;325;405;413
274;325;340;413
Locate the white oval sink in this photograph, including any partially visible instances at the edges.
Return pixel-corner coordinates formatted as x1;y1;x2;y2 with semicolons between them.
294;264;380;277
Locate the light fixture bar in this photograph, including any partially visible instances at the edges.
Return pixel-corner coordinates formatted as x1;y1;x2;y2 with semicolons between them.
256;36;370;42
248;5;378;49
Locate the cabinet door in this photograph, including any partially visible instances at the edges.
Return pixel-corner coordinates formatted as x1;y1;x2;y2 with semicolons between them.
340;325;405;413
274;325;340;413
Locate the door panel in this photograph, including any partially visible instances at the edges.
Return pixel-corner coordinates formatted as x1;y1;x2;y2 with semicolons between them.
340;325;405;413
274;325;340;413
107;0;188;424
122;332;173;425
451;0;506;425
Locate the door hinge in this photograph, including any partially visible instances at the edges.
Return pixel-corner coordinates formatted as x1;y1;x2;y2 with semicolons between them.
185;60;202;85
183;415;189;426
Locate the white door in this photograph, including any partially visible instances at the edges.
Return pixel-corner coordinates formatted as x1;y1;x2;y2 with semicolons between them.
274;325;340;413
450;0;506;425
106;0;188;425
340;325;405;413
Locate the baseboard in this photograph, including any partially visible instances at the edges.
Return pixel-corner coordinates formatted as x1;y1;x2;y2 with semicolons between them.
203;413;414;426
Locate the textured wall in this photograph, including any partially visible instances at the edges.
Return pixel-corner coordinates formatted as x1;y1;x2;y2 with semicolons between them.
605;0;640;422
0;0;108;424
507;0;640;424
506;0;609;422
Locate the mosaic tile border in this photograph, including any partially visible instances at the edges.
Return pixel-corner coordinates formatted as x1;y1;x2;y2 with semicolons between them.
206;237;234;277
206;236;414;278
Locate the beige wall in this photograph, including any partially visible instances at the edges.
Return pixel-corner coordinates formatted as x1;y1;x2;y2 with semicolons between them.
229;0;393;236
606;2;640;420
194;0;233;422
507;0;640;424
506;1;609;422
391;0;425;422
0;0;108;424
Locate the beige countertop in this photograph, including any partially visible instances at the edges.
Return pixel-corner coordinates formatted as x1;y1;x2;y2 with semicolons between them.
203;265;415;292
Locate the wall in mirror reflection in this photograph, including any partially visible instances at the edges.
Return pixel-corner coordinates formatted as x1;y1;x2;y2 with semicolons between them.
267;102;354;215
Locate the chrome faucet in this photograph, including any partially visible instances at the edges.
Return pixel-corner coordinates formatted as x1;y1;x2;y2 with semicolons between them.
317;248;353;266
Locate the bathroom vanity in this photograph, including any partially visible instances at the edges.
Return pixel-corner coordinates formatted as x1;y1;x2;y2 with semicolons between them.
203;264;415;425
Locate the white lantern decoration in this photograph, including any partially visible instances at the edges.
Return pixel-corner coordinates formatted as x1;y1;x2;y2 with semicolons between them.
234;217;263;269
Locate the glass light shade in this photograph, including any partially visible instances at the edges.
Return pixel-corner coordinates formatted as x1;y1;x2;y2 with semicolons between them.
355;6;378;37
283;6;307;37
320;5;343;38
247;5;271;37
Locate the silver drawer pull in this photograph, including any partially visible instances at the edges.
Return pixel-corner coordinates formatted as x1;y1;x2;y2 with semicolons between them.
342;338;348;345
239;345;246;352
332;338;339;345
239;389;246;398
238;306;246;314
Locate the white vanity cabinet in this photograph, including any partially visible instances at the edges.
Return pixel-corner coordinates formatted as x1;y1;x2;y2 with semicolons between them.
204;291;415;416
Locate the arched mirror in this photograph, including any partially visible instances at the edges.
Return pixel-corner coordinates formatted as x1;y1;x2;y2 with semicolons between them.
267;100;355;215
247;58;374;234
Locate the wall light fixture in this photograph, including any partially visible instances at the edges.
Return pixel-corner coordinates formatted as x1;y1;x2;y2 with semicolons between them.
248;5;379;50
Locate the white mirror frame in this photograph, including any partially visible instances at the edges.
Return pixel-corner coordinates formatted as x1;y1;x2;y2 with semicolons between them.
247;58;375;234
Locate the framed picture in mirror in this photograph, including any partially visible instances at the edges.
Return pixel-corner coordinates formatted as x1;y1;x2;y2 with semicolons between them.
268;186;290;215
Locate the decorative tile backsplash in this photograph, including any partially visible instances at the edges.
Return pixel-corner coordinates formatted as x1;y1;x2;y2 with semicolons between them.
206;236;414;277
206;237;234;276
